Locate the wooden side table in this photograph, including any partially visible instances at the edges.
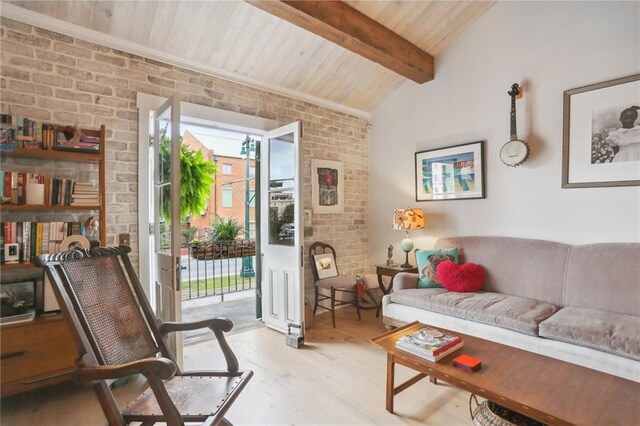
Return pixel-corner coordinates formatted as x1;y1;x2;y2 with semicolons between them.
375;264;418;294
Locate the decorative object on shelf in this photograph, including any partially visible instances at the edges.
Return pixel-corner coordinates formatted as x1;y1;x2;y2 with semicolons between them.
85;216;99;242
3;243;20;263
0;116;16;152
500;83;530;167
54;125;100;153
386;244;395;266
25;183;45;205
415;141;485;201
311;158;344;213
562;73;640;188
60;235;91;251
393;208;425;268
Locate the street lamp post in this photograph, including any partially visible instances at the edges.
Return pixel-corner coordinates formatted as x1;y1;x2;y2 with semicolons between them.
240;135;255;278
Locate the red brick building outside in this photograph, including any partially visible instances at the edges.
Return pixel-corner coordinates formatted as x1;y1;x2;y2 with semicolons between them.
182;131;256;239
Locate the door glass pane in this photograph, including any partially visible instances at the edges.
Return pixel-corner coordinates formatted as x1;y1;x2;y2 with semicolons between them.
154;105;172;255
157;110;171;184
158;183;171;254
268;135;295;246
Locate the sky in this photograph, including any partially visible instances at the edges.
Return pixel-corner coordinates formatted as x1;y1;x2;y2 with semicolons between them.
181;122;294;182
181;123;258;159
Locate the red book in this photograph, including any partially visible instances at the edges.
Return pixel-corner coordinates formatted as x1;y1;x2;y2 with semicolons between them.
3;222;11;243
20;172;26;204
4;172;11;201
453;354;482;371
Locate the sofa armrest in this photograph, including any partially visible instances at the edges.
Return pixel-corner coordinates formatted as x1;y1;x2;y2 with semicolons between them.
393;272;419;291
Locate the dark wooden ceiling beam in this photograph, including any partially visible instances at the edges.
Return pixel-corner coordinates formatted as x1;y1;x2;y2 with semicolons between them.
246;1;434;84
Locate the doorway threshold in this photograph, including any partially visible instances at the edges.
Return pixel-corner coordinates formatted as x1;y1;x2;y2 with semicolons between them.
182;290;263;345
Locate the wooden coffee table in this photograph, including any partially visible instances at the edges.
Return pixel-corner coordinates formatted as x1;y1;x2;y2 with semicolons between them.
371;321;639;425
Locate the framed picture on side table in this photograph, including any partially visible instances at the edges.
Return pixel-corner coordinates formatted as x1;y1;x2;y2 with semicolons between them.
562;74;640;188
415;141;485;201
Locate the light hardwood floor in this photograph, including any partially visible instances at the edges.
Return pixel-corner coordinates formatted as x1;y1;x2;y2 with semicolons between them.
1;309;472;425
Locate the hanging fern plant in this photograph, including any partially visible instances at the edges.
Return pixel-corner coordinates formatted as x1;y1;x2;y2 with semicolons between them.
159;132;217;222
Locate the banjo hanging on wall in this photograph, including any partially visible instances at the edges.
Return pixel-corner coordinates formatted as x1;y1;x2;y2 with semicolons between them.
500;83;530;167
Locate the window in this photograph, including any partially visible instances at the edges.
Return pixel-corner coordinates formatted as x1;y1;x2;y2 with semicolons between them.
222;188;233;208
249;166;255;177
249;190;256;207
222;164;232;175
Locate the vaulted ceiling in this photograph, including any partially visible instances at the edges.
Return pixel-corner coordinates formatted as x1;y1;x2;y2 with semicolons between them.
5;1;494;116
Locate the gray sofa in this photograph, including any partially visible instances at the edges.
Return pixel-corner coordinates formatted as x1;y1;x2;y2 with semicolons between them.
382;236;640;382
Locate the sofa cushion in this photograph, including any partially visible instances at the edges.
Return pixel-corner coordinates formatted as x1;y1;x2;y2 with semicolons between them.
563;243;640;316
416;247;458;288
391;289;559;336
539;307;640;361
435;237;570;306
315;276;355;290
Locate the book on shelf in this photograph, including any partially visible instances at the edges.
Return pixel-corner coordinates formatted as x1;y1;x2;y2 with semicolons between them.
0;172;99;207
0;220;87;264
0;116;101;152
395;327;464;362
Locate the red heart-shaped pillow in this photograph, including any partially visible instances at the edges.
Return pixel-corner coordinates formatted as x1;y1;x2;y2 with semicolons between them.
436;261;484;292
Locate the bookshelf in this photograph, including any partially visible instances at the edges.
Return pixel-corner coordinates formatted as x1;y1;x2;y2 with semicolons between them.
0;123;106;396
3;148;101;163
0;124;107;257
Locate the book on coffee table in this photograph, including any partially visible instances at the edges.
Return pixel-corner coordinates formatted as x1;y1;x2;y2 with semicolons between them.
395;327;463;362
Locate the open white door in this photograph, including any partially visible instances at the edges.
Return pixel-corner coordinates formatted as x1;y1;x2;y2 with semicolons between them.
152;96;182;364
260;122;303;334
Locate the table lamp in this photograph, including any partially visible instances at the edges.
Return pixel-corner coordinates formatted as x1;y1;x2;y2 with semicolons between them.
393;208;425;268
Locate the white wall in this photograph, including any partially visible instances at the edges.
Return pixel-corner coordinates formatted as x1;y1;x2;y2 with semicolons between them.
368;1;640;268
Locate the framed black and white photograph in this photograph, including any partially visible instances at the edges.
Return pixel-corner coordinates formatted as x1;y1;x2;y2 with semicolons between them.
562;74;640;188
311;159;344;214
415;141;485;201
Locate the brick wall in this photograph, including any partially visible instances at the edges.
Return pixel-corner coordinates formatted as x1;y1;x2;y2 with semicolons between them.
0;17;369;294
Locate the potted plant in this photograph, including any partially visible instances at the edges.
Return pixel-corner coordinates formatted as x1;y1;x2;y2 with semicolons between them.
190;217;256;260
158;129;216;222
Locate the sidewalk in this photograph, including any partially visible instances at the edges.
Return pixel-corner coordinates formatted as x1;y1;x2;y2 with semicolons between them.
181;289;263;344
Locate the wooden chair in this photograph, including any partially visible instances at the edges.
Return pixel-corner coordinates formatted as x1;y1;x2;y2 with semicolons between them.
309;242;360;328
36;246;252;426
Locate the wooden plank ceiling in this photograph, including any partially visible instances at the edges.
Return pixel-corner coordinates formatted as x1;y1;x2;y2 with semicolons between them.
8;1;494;114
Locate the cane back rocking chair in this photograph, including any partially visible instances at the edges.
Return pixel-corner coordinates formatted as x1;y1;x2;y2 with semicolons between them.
36;246;253;426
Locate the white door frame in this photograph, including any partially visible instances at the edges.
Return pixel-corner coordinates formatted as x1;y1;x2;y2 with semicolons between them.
136;93;278;304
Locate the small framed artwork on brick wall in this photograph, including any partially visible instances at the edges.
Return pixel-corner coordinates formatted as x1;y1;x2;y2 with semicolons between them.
311;158;344;213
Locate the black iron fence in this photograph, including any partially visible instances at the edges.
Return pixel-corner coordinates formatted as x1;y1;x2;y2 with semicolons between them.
181;240;256;301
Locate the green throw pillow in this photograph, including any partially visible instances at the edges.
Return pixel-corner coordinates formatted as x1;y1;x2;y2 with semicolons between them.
416;247;459;288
